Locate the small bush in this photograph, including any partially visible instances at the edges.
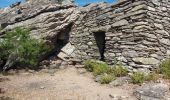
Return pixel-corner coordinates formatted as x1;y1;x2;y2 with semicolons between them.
131;71;160;84
84;60;96;72
93;63;109;76
159;59;170;79
99;73;116;84
84;60;109;76
145;72;159;82
0;27;50;69
108;65;128;77
130;72;145;84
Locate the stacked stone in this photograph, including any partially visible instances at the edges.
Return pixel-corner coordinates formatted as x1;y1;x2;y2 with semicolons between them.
70;3;109;61
146;0;170;61
70;0;170;72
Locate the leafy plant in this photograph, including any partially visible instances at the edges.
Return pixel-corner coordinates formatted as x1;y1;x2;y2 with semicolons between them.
108;65;128;77
0;27;50;70
159;59;170;79
99;73;116;84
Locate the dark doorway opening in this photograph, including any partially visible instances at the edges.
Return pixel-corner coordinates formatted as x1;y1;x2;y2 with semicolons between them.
93;31;106;61
53;23;72;55
45;23;73;59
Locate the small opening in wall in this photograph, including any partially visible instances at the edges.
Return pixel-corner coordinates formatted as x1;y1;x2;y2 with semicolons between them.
93;31;106;61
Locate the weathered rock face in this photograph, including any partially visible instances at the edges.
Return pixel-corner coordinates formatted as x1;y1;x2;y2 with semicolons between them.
0;0;79;53
0;0;79;69
1;0;170;71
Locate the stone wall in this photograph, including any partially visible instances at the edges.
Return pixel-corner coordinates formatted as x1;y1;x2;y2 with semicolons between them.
69;0;170;72
146;0;170;61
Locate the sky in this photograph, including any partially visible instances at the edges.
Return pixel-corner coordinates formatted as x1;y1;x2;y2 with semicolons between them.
0;0;117;8
75;0;116;6
0;0;22;8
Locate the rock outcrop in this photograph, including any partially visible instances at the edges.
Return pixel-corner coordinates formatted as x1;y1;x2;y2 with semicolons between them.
0;0;79;69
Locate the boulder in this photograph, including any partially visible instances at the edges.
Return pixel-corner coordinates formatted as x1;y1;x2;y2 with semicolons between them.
134;83;170;100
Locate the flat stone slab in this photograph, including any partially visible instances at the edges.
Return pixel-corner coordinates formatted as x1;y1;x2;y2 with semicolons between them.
132;57;160;65
61;43;75;56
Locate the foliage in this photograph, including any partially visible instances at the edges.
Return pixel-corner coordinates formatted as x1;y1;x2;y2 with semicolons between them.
130;71;160;84
93;63;109;76
84;60;96;72
145;72;159;82
84;60;109;76
84;60;160;85
0;27;50;69
99;73;116;84
130;72;145;84
0;96;13;100
108;65;128;77
159;59;170;79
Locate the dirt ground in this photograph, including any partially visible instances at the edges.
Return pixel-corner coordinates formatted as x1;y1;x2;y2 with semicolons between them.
0;67;137;100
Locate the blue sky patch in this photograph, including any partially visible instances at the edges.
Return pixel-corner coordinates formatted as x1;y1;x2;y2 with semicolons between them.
0;0;117;8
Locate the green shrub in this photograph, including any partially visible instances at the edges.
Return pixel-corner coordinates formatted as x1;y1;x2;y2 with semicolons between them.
84;60;109;76
159;59;170;79
0;27;50;69
131;71;160;84
145;72;159;82
99;73;116;84
108;65;128;77
93;63;109;76
84;60;96;72
130;72;145;84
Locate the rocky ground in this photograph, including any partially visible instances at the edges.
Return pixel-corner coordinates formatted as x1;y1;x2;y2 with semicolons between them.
0;66;169;100
0;66;137;100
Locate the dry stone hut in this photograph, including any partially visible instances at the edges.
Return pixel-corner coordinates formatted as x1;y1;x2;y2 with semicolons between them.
69;0;170;71
1;0;170;72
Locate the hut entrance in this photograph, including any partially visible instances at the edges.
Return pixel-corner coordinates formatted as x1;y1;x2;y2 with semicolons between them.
93;31;106;61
